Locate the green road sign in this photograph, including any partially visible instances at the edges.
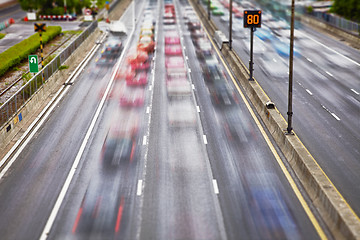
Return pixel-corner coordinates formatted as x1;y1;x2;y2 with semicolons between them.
29;55;39;73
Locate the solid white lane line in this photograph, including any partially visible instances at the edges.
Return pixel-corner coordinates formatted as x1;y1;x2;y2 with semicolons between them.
305;34;360;67
196;106;200;113
351;89;359;95
0;34;102;177
143;136;147;145
213;179;219;194
137;180;143;196
306;89;313;96
326;71;333;77
40;16;136;240
331;113;341;121
192;84;195;90
203;135;208;145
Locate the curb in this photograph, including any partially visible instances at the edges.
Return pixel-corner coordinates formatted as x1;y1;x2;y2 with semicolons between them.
189;0;360;239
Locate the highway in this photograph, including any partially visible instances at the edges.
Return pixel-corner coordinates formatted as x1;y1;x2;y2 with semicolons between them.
203;0;360;216
0;0;358;239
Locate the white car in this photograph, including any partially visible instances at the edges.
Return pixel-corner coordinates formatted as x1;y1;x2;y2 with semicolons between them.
109;21;127;35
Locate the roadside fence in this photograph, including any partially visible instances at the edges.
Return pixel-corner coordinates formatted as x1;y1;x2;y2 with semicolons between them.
0;20;98;128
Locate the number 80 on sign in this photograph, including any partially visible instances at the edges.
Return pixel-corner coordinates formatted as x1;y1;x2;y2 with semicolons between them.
244;10;261;28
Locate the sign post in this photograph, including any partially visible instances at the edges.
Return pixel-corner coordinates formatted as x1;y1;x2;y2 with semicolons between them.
244;10;261;81
34;23;46;83
29;55;39;73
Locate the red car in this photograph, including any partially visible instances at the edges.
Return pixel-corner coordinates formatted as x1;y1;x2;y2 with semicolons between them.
165;56;184;68
119;87;145;107
126;71;148;86
165;45;182;55
131;61;150;71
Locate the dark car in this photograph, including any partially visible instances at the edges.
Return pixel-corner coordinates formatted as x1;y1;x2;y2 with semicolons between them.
101;136;134;167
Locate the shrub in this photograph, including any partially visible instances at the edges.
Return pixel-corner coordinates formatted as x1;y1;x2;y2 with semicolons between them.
58;65;69;70
0;26;61;77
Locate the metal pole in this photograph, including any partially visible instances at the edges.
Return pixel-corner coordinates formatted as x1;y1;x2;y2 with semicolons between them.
208;0;211;20
229;0;232;49
287;0;295;134
40;32;44;83
249;27;254;81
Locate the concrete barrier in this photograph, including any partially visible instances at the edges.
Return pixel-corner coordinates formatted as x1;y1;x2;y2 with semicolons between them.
189;0;360;239
301;15;360;49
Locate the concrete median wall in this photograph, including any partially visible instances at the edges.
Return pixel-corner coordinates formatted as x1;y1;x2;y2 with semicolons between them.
0;28;101;157
189;0;360;239
300;15;360;49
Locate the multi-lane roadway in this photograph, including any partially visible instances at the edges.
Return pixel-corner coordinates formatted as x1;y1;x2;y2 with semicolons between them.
204;0;360;217
0;0;359;239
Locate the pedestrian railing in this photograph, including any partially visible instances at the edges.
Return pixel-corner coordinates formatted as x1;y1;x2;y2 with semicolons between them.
0;20;98;128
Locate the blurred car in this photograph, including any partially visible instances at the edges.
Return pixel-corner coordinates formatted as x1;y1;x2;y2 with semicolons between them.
119;88;145;107
165;45;183;55
167;79;192;98
246;184;300;239
101;41;123;58
187;18;201;31
190;29;205;41
140;28;154;39
131;61;150;71
258;53;288;78
108;20;127;35
101;136;135;166
209;80;238;106
165;34;181;45
116;67;135;80
168;102;197;127
195;39;213;59
96;55;115;66
165;56;184;68
137;36;155;53
255;28;273;41
163;18;176;25
166;66;187;80
126;71;148;86
212;7;225;16
126;50;148;64
272;40;300;57
96;40;122;65
202;64;225;83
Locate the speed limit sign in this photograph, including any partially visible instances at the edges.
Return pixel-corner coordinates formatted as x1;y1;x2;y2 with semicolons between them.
244;10;262;28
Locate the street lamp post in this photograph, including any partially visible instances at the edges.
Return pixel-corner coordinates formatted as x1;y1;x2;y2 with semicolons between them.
208;0;211;20
229;0;232;49
287;0;295;134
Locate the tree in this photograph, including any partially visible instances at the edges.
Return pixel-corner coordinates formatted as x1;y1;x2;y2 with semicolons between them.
331;0;360;22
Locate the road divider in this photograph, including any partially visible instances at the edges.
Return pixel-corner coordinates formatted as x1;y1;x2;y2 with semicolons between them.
189;0;360;239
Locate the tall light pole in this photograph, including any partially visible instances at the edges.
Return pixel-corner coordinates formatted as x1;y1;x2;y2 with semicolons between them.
229;0;232;49
287;0;295;134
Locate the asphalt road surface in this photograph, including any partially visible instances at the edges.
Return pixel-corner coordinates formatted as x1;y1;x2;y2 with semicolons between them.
205;0;360;217
0;0;342;239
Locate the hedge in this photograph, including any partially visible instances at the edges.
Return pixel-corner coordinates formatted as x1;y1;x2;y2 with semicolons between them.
0;26;62;77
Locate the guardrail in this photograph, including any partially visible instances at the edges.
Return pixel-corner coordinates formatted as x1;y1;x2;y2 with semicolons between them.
0;20;98;128
309;11;359;36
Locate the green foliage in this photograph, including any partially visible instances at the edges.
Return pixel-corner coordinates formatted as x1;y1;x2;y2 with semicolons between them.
306;5;313;14
43;54;56;66
19;0;110;15
0;26;62;77
58;65;69;70
331;0;360;22
22;72;32;82
0;33;5;39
